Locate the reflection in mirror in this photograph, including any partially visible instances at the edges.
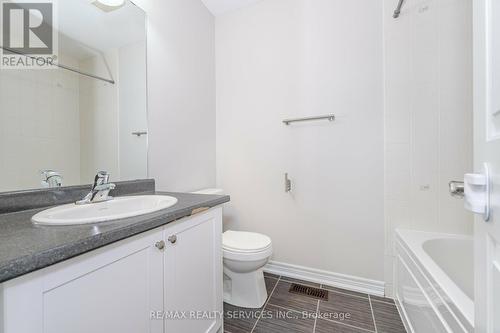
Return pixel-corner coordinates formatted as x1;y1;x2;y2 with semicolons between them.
0;0;147;192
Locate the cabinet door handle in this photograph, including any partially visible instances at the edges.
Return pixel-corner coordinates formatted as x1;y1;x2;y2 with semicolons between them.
155;240;166;250
168;235;177;244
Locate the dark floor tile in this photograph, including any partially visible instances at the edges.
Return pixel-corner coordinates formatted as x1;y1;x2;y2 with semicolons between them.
267;280;319;313
252;304;315;333
223;303;261;333
321;285;368;299
370;295;395;305
371;300;406;333
223;276;279;332
315;319;372;333
318;291;375;331
265;276;279;297
280;276;321;288
264;272;280;279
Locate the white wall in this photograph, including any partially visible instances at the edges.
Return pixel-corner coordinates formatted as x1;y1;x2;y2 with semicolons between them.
0;54;81;191
132;0;216;192
216;0;385;282
383;0;473;295
119;41;148;181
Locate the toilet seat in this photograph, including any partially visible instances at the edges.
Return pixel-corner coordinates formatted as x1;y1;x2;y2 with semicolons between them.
223;231;272;261
223;230;272;252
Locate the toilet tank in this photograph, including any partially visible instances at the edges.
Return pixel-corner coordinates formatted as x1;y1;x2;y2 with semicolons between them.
192;188;224;195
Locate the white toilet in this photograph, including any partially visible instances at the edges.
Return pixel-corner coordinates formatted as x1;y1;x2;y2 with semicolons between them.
193;189;273;309
223;230;272;308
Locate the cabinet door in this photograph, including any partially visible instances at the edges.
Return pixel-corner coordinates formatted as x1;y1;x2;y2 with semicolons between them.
164;208;223;333
2;228;164;333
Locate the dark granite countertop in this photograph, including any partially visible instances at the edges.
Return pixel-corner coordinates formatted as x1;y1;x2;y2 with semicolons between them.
0;191;229;283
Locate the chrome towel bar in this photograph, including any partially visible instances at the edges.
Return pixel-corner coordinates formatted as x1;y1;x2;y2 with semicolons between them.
131;131;148;137
283;114;335;126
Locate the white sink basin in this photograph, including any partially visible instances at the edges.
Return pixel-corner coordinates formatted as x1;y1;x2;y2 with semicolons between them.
32;195;178;226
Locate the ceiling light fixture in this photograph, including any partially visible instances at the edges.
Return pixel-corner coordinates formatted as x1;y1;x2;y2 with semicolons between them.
92;0;126;12
96;0;125;6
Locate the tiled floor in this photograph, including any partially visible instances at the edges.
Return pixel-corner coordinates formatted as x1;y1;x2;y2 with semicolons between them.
224;273;406;333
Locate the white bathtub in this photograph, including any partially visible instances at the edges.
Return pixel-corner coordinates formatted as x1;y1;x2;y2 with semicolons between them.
395;229;474;333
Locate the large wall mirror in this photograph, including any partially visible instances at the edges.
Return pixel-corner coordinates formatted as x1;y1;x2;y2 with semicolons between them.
0;0;147;192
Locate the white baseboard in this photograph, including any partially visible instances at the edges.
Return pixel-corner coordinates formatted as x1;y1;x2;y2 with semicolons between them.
264;261;385;297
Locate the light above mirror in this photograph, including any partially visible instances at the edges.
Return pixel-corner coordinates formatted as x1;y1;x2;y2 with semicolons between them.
92;0;126;12
95;0;125;7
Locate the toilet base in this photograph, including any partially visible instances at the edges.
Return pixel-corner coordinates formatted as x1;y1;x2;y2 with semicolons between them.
223;267;268;309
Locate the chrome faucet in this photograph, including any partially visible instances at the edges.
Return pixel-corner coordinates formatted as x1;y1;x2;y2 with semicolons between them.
76;171;116;205
41;170;63;188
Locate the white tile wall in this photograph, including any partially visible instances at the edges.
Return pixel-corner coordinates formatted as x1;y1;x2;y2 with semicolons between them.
0;46;147;191
0;54;81;191
383;0;473;295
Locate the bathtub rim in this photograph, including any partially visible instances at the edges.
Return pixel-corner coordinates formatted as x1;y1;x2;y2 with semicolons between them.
395;228;474;329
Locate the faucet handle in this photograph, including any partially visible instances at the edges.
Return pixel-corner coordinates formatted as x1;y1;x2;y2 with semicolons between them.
40;170;63;188
77;172;114;205
94;171;110;187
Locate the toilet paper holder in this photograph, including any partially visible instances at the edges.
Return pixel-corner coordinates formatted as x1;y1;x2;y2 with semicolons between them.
464;163;490;222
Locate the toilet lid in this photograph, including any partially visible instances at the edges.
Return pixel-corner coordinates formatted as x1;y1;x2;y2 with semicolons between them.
223;230;272;253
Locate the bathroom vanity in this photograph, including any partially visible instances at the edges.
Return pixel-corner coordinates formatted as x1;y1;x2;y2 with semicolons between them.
0;1;230;331
0;181;229;333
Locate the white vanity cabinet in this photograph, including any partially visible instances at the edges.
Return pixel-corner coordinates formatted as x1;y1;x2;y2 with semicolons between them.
0;207;223;333
163;208;223;333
